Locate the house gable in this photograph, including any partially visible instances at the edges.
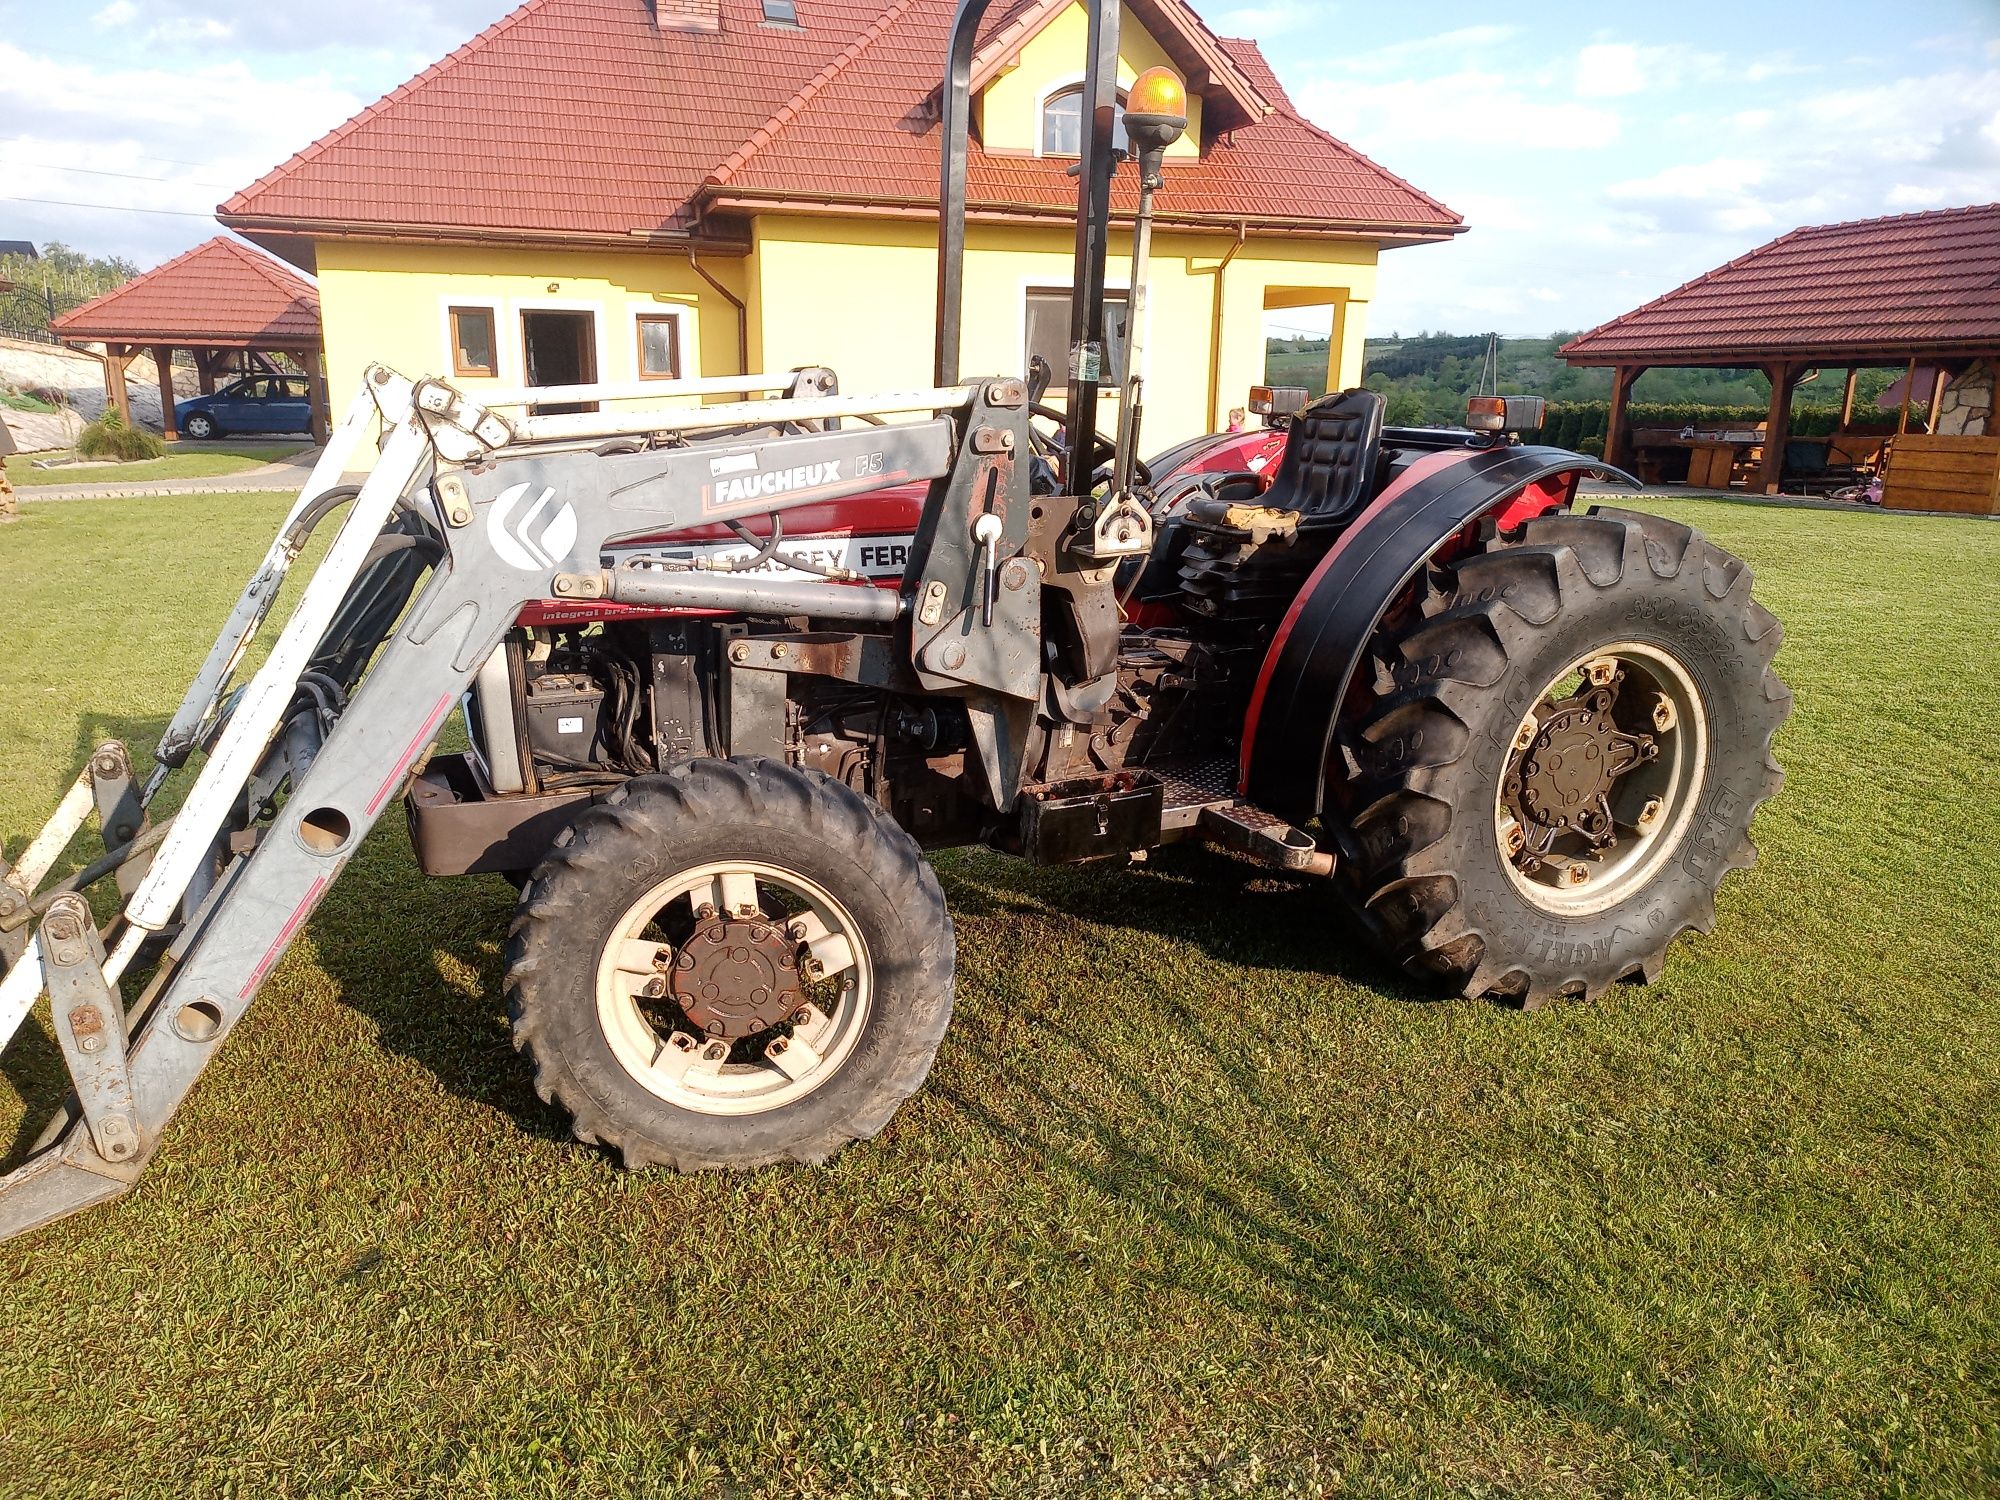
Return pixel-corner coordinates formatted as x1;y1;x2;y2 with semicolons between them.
976;1;1204;162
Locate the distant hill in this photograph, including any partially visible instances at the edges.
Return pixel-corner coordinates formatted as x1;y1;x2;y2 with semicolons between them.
1265;333;1898;427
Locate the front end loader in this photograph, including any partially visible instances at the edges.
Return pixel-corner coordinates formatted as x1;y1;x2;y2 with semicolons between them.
0;0;1789;1238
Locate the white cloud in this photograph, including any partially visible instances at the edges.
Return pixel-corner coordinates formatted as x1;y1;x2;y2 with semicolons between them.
0;40;363;264
77;0;502;54
1607;159;1768;202
1319;27;1520;74
92;1;138;27
1575;43;1646;98
1297;69;1622;153
1215;1;1321;35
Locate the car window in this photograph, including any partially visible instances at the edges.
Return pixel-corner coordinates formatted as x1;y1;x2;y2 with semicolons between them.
279;379;309;400
232;378;271;400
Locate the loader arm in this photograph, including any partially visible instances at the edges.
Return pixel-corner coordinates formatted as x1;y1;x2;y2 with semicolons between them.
0;364;1031;1240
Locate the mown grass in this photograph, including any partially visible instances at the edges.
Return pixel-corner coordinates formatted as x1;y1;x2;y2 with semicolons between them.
0;493;1996;1498
6;441;307;487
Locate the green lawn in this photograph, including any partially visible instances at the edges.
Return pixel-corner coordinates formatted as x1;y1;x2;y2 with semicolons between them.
6;441;307;487
0;493;1996;1498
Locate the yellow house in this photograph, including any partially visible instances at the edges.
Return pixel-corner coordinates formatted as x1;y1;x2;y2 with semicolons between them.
221;0;1462;447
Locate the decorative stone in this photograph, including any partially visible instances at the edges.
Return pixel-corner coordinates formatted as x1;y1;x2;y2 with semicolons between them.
1935;359;1994;437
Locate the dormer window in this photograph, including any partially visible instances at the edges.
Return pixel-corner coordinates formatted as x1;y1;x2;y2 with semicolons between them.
761;0;799;24
1040;84;1128;157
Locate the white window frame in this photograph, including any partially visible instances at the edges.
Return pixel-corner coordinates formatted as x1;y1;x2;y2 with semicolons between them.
509;296;610;386
1033;73;1128;159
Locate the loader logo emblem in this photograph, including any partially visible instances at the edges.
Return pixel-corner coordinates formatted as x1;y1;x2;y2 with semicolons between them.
487;483;579;571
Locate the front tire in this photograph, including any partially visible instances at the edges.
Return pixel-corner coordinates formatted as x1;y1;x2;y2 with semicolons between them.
1334;507;1790;1007
505;758;954;1170
182;412;218;440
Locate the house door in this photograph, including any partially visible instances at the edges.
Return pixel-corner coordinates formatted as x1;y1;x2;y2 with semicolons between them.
521;309;598;414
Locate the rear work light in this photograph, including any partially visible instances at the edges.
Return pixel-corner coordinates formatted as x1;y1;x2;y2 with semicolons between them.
1466;395;1546;434
1249;385;1309;419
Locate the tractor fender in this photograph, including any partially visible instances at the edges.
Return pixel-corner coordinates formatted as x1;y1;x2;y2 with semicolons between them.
1238;445;1640;823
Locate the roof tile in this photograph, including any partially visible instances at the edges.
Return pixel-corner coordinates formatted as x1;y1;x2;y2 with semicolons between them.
51;237;320;345
221;0;1460;244
1562;204;2000;363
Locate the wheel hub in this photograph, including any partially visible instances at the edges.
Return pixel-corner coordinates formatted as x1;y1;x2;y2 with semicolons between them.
1508;678;1658;852
669;914;806;1041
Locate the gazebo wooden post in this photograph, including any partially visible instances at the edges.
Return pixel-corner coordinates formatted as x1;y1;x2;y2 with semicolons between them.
1896;356;1917;436
1755;361;1803;495
152;345;179;442
1604;364;1642;471
1925;365;1949;433
301;345;331;445
195;350;219;395
1838;368;1858;432
102;343;135;428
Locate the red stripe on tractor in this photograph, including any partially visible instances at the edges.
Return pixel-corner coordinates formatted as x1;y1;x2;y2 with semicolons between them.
1236;449;1479;793
366;691;455;816
239;873;331;999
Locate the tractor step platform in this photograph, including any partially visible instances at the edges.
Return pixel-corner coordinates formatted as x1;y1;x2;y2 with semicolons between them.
1153;758;1333;875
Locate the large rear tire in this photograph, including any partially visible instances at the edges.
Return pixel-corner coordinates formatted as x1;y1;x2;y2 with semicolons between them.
505;758;954;1169
1332;507;1790;1007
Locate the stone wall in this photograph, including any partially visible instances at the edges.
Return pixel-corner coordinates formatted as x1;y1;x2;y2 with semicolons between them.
1935;359;1994;437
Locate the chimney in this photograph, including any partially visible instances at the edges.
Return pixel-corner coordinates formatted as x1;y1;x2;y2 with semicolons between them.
648;0;721;31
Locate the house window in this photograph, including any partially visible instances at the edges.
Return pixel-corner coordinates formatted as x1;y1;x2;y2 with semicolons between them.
449;306;497;378
761;0;799;24
636;313;683;380
1040;85;1128;157
1024;286;1130;390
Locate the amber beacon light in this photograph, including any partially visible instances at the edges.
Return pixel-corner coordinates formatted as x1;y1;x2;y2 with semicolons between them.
1126;65;1188;124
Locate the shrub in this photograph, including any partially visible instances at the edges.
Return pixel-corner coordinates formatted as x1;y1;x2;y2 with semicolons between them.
75;407;164;463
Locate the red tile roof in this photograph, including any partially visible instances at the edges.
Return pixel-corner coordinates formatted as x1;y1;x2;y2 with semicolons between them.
51;236;320;348
705;0;1459;236
1562;203;2000;365
221;0;1460;252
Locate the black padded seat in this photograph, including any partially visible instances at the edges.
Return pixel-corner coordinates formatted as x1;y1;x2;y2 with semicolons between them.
1259;388;1385;524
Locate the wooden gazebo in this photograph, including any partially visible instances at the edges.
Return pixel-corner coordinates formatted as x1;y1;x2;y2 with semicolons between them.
1562;204;2000;508
51;236;328;443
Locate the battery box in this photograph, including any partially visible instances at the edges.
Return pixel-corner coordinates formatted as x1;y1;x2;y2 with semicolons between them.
524;672;607;767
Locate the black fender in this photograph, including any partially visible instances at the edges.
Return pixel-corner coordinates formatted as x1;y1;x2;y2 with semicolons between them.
1239;445;1639;824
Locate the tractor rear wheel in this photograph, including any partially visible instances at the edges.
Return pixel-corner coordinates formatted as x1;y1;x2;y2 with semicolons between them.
1333;507;1789;1007
505;758;954;1169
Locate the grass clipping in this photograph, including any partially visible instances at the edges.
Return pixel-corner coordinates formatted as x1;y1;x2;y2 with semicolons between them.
75;406;164;463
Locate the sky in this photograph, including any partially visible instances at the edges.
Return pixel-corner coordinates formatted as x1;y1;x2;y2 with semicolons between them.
2;0;1998;337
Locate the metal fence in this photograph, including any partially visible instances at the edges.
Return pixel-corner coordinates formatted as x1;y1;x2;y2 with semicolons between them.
0;284;60;345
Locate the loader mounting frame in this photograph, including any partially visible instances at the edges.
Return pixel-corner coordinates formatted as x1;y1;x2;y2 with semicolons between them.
0;362;1039;1240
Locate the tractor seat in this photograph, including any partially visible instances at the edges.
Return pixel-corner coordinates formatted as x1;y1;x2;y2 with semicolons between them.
1259;388;1385;525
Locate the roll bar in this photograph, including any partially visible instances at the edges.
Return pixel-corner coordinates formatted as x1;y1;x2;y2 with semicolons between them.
934;0;1123;487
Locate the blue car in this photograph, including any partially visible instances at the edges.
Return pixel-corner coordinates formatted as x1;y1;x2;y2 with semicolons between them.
175;375;314;440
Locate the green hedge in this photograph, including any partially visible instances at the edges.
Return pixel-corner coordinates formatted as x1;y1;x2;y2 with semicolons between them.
1523;401;1863;450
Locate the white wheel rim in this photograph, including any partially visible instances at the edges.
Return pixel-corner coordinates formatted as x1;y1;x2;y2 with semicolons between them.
1495;640;1709;917
593;860;873;1116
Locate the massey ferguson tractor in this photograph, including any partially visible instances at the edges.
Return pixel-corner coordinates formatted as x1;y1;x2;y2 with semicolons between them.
0;0;1788;1237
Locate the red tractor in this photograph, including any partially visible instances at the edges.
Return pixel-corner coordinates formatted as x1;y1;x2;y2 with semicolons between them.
0;1;1787;1233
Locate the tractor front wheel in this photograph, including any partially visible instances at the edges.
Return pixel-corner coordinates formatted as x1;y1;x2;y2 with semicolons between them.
505;758;954;1169
1335;507;1790;1007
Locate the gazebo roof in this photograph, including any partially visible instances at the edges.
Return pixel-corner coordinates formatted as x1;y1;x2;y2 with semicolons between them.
52;236;320;350
1562;203;2000;367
